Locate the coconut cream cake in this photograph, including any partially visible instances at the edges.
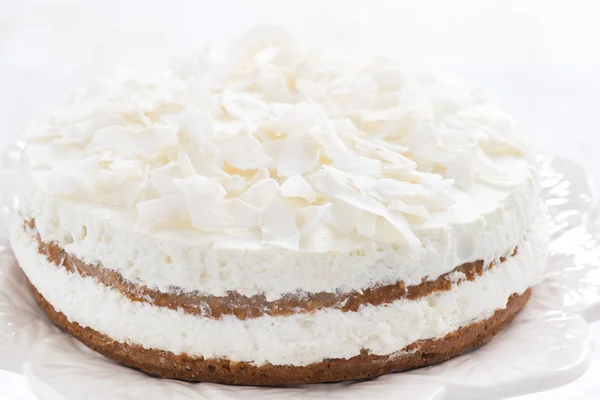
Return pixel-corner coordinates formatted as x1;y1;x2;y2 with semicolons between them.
10;27;548;385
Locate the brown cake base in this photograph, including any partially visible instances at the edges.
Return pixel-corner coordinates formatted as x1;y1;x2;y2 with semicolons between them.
30;283;531;386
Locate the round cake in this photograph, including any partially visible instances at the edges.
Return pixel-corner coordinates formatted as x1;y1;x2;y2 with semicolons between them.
10;27;548;385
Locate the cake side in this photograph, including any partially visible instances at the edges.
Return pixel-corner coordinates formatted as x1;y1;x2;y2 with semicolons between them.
26;217;518;319
10;213;547;368
17;158;540;299
29;283;532;385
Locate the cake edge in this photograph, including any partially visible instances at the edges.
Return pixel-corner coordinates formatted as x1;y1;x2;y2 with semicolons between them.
29;281;532;386
26;218;516;320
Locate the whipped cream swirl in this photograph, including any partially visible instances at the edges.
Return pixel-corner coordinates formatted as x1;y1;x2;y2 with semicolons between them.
23;26;526;250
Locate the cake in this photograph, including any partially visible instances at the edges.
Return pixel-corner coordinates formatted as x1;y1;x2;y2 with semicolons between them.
10;26;548;385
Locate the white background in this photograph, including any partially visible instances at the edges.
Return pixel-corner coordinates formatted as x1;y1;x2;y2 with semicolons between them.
0;1;599;399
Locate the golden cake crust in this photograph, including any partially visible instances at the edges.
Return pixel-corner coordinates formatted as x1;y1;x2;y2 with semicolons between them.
30;281;531;385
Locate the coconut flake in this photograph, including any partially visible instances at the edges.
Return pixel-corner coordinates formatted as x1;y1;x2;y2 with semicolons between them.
277;136;320;177
224;198;259;228
24;26;529;244
445;149;476;188
222;90;268;122
180;108;215;146
315;167;420;247
175;176;232;231
176;153;197;176
389;200;429;217
90;125;179;155
223;174;247;193
296;203;332;234
100;180;145;209
280;174;317;203
221;129;271;170
347;75;378;110
251;167;271;185
151;163;181;196
259;73;293;102
296;79;327;101
44;158;99;196
313;121;381;177
354;138;417;170
275;102;322;131
137;194;189;229
327;200;362;235
260;200;300;250
372;68;408;92
45;171;94;197
241;178;280;208
355;212;378;237
213;120;247;137
352;176;428;201
183;79;214;112
109;160;144;180
94;170;127;191
150;155;196;196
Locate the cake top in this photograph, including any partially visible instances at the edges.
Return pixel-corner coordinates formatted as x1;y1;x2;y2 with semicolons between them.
23;26;529;250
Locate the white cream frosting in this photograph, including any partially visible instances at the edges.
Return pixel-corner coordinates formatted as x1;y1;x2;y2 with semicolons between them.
18;162;538;298
10;211;548;367
22;25;533;252
16;27;543;298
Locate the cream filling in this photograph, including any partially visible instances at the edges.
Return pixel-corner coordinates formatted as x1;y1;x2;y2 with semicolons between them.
10;213;547;367
17;159;540;299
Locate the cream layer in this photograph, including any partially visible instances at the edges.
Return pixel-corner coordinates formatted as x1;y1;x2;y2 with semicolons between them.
10;212;547;367
18;158;539;300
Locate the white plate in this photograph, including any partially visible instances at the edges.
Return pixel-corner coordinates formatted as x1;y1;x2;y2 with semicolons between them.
0;152;597;400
